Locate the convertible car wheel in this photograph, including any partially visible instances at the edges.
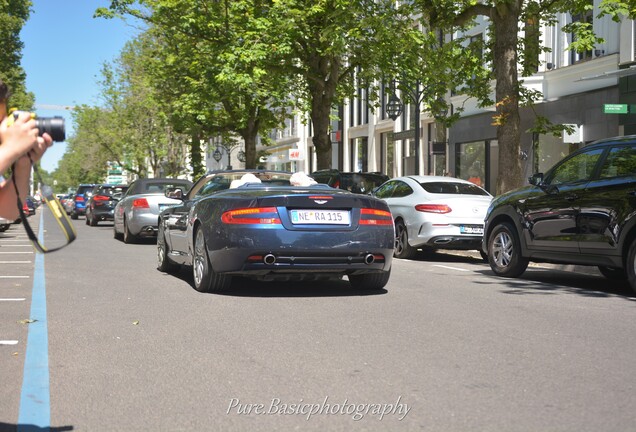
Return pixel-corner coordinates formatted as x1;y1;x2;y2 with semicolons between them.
487;222;529;278
394;220;417;259
123;217;137;244
192;227;231;293
157;228;178;273
349;268;391;291
113;224;123;240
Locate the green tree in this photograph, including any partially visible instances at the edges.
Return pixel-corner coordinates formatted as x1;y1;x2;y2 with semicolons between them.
97;0;294;171
0;0;34;109
413;0;636;194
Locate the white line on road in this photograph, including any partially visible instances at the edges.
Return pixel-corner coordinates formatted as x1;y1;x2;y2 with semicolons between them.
0;276;30;279
432;264;470;272
0;252;34;254
0;340;19;345
0;298;26;301
0;261;31;264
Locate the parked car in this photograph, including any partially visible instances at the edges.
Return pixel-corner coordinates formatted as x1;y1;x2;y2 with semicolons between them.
310;169;389;194
372;175;493;259
483;135;636;293
85;184;129;226
70;184;97;219
0;216;12;232
62;193;75;215
114;178;193;243
157;170;394;293
24;196;36;216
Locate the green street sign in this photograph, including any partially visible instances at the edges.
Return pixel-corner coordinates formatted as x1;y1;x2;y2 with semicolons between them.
604;104;629;114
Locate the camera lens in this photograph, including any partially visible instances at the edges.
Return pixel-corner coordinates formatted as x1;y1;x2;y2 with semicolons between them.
35;116;65;142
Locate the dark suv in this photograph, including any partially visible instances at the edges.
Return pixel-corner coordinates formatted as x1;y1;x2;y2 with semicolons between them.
85;184;129;226
310;170;389;194
482;135;636;293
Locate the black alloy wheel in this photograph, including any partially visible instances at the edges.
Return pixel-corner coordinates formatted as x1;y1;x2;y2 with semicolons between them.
192;226;231;293
394;220;417;259
157;226;178;273
487;222;529;278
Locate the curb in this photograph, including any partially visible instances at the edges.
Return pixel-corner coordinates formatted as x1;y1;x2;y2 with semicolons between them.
439;249;601;276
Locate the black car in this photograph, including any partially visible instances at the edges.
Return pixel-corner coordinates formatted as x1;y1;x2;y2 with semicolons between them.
482;135;636;293
157;170;394;293
310;170;389;194
85;184;129;226
70;184;97;219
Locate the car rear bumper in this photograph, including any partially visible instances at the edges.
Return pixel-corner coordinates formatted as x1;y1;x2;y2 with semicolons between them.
128;212;160;236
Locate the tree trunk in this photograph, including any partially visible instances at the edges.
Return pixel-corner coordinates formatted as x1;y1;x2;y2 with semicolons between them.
307;54;339;171
492;1;523;195
190;130;204;180
240;116;259;170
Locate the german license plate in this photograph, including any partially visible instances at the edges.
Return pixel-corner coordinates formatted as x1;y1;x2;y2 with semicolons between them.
290;209;350;225
460;225;483;234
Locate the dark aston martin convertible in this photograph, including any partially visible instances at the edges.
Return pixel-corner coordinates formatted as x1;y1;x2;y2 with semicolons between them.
157;170;395;293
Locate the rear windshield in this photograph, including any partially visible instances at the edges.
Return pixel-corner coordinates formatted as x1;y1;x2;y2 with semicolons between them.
142;182;190;194
99;186;128;198
76;186;94;195
419;182;490;196
194;172;293;198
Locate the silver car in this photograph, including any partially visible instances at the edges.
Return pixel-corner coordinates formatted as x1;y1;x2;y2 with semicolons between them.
372;175;493;259
114;178;192;243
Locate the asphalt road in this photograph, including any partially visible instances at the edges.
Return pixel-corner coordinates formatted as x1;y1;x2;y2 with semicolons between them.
1;206;636;432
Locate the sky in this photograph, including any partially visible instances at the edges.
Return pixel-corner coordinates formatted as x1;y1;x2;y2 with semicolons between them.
20;1;141;172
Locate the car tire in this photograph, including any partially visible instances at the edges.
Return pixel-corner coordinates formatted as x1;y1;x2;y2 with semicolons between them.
157;227;178;273
71;211;78;220
349;268;391;290
626;240;636;294
598;266;627;281
113;225;123;240
394;220;417;259
89;214;98;227
487;222;529;278
192;226;231;293
123;217;137;244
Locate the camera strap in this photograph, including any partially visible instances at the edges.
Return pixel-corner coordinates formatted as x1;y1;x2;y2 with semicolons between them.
12;162;76;253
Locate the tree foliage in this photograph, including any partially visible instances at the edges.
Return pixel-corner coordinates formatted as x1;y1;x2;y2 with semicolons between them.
0;0;34;109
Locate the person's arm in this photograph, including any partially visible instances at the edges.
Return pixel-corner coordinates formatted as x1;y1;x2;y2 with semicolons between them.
0;112;40;173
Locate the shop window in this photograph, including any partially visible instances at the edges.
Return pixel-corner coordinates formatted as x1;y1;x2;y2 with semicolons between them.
455;141;486;187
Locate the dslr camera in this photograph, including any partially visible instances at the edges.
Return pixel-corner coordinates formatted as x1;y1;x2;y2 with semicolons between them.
8;110;66;142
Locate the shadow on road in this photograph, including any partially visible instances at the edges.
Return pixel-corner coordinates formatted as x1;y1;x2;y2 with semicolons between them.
0;423;73;432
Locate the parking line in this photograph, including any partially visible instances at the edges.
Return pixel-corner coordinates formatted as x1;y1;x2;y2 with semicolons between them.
18;213;50;429
432;264;470;272
0;252;34;254
0;276;29;279
0;298;26;301
0;261;31;264
0;340;19;345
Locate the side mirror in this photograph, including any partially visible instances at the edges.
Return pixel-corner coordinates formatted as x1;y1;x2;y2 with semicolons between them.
166;188;184;200
528;173;544;186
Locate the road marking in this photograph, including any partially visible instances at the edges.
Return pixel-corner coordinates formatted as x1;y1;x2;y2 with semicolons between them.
0;245;33;247
0;251;34;254
18;213;50;429
0;261;31;264
0;340;19;345
0;275;29;279
432;264;470;272
0;298;26;301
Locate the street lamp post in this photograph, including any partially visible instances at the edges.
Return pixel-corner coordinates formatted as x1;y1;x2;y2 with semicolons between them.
386;80;423;175
211;140;245;170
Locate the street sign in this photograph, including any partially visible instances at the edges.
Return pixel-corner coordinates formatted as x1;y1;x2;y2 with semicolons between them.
604;104;629;114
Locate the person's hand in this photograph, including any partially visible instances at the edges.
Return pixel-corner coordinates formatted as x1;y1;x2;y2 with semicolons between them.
0;112;40;160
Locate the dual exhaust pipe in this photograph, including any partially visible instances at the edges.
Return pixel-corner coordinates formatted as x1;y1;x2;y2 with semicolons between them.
262;253;376;265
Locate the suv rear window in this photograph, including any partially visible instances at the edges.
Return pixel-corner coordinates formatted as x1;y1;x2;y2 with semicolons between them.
420;182;490;196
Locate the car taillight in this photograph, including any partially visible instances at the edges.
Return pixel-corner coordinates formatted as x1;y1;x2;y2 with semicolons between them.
23;202;29;211
359;208;393;225
415;204;452;214
75;196;84;202
132;198;150;209
93;195;110;201
221;207;281;225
